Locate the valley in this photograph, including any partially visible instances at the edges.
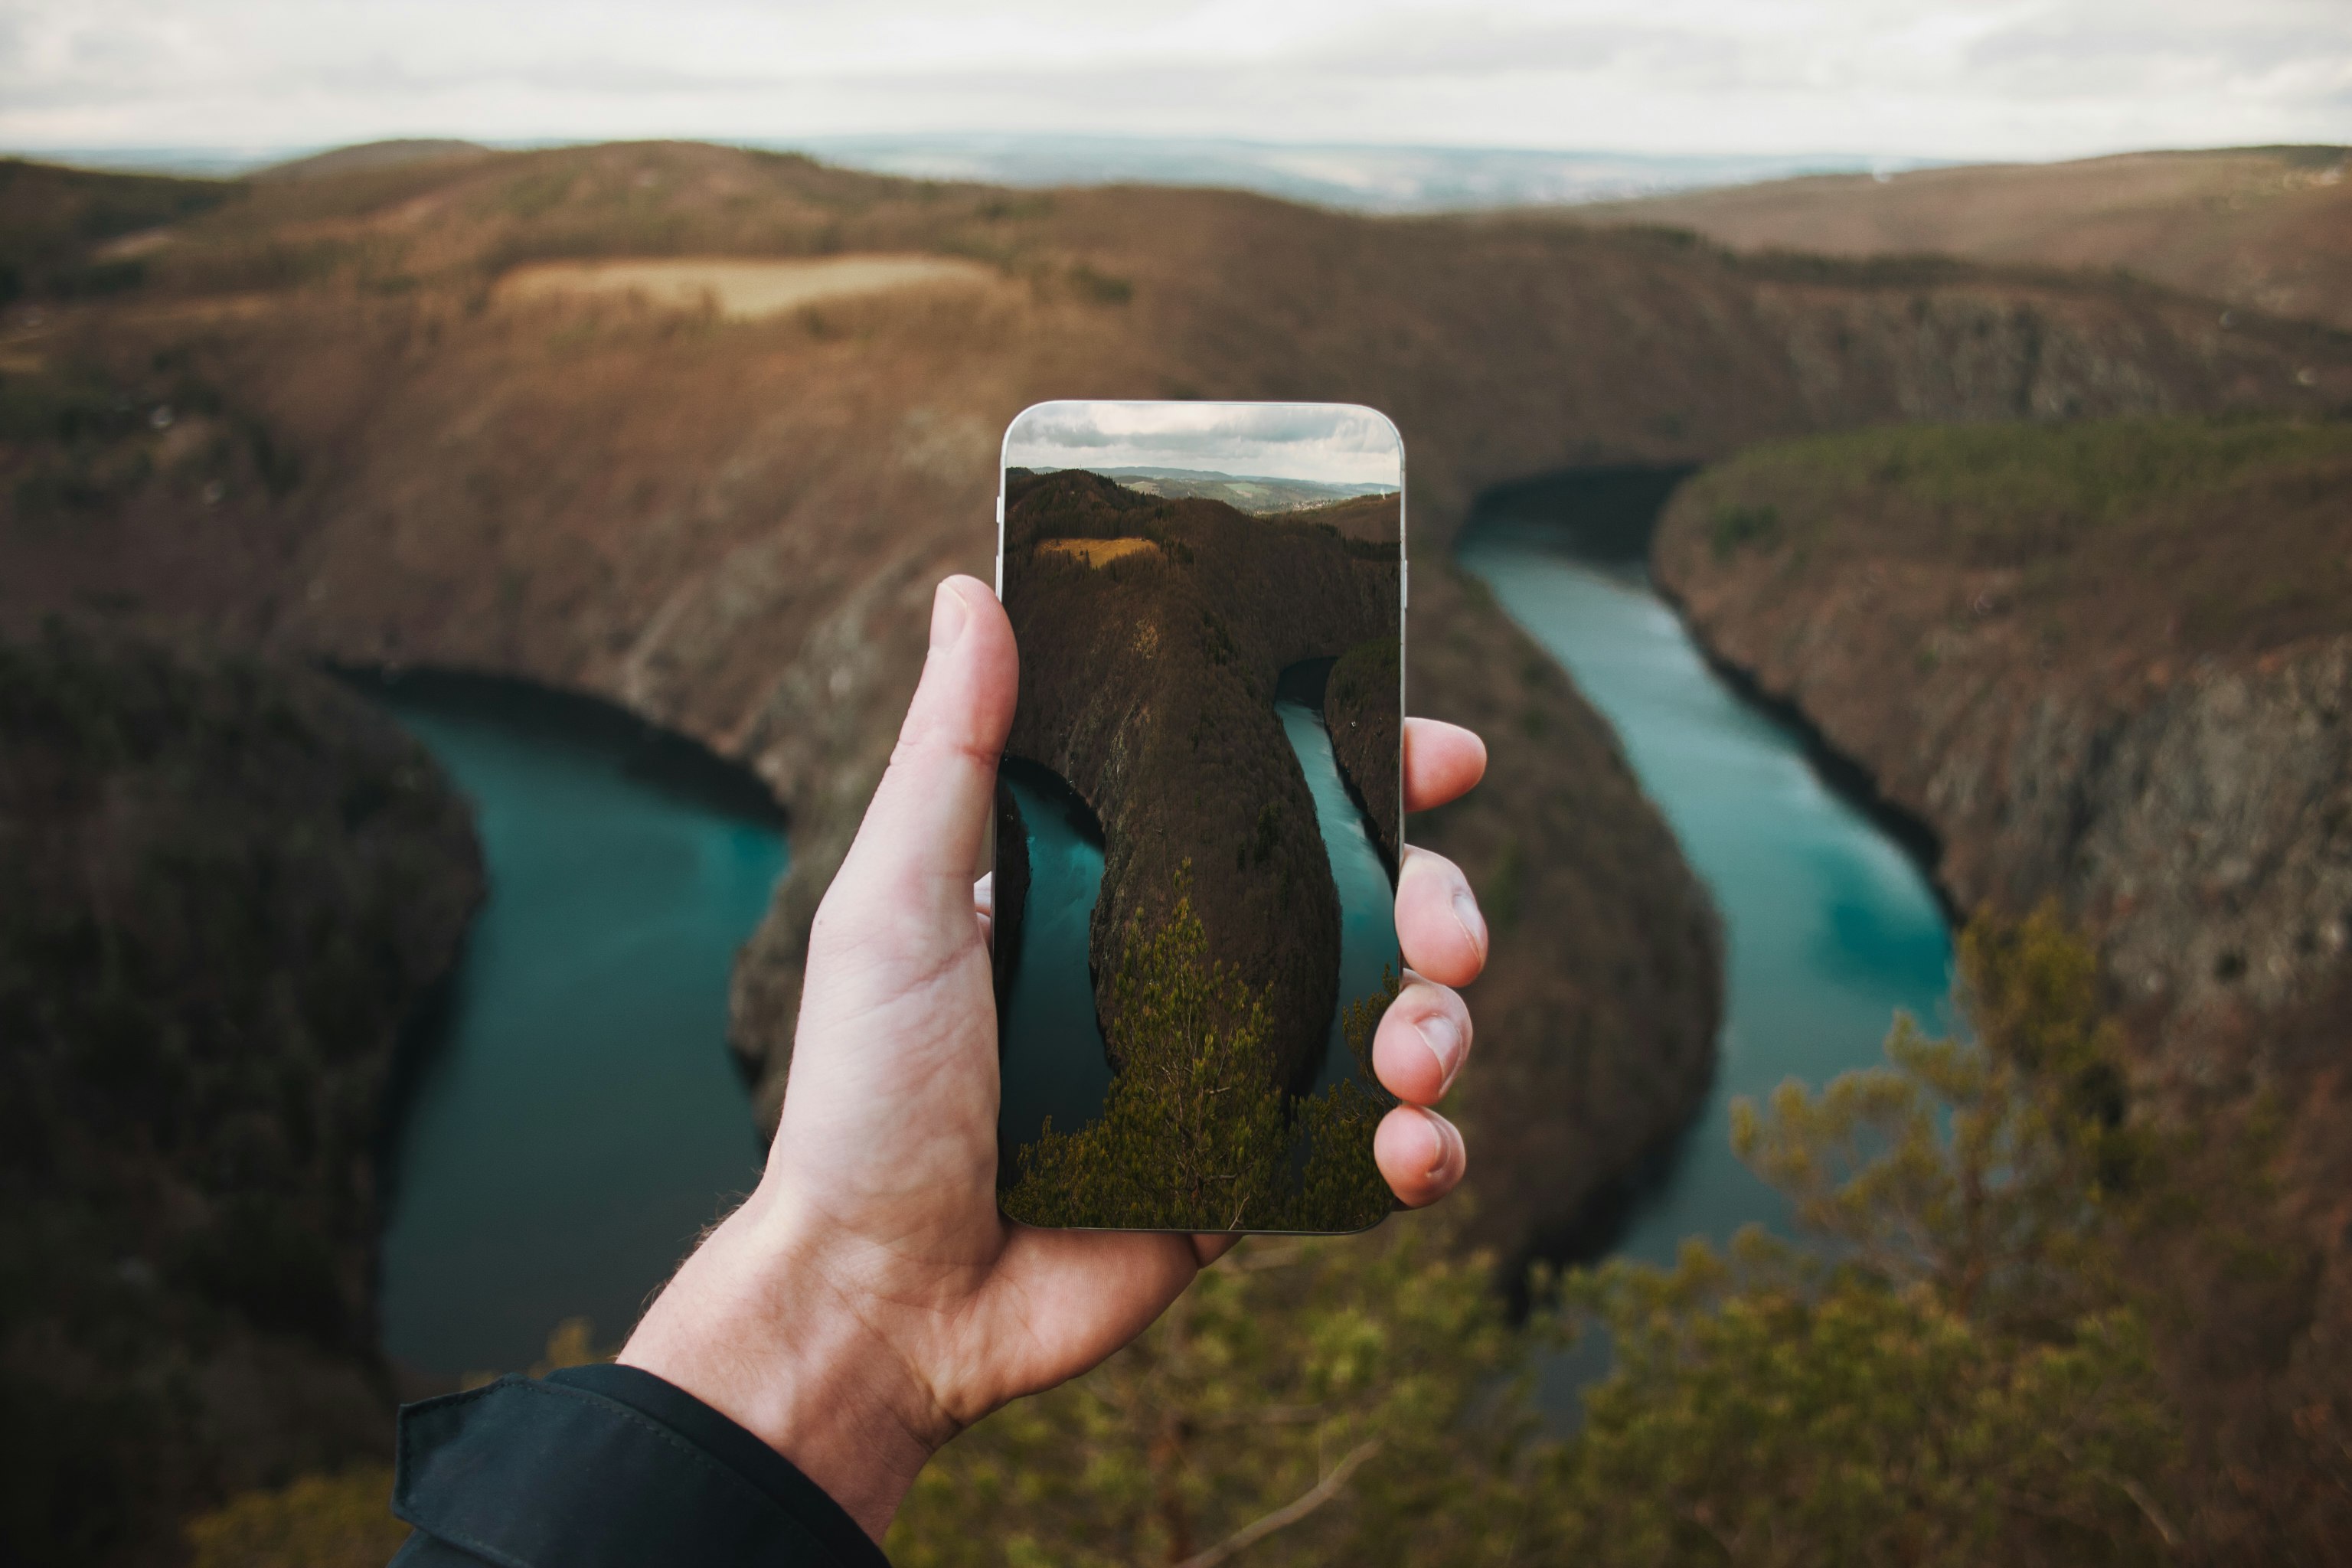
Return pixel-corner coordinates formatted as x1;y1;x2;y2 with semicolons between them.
2;134;2349;1478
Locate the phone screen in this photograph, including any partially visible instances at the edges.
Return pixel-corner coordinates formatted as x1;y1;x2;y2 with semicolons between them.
992;401;1404;1233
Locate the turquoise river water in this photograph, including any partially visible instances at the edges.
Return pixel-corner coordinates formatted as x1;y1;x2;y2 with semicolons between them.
1457;497;1954;1272
368;675;786;1377
370;475;1952;1378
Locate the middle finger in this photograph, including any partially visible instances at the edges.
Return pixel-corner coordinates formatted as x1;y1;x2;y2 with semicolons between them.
1396;845;1488;988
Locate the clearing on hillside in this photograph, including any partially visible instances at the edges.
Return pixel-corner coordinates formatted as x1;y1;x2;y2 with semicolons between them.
495;254;999;319
1037;537;1161;567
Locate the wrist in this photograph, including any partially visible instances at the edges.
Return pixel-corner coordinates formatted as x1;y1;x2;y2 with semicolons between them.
616;1192;942;1541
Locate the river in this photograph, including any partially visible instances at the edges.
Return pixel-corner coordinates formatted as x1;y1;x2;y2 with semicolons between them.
365;673;786;1378
1273;684;1401;1097
994;759;1116;1171
368;476;1945;1374
1457;482;1953;1281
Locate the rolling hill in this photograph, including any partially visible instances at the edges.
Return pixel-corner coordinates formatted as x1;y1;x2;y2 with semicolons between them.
1567;145;2352;330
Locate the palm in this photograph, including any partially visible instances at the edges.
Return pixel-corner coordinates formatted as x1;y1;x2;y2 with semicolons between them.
773;671;1221;1426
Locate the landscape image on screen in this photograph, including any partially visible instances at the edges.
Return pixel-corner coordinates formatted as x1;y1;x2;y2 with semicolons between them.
994;402;1405;1232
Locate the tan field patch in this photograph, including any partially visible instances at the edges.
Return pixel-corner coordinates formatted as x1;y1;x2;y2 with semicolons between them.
93;227;178;262
1037;537;1161;568
495;254;998;319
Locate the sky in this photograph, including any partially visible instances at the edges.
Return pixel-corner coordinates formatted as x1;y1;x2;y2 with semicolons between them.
1006;403;1405;487
2;0;2347;165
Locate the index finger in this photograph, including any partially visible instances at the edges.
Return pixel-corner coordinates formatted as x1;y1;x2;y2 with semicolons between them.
1404;717;1486;814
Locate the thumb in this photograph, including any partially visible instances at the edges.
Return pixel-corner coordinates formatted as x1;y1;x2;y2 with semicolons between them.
822;576;1018;942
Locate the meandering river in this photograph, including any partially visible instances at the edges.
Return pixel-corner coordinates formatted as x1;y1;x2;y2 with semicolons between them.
367;674;786;1377
1272;684;1401;1097
1457;485;1954;1272
370;477;1949;1377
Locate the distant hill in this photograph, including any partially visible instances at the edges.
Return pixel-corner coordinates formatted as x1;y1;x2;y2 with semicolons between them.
1566;145;2352;329
252;138;491;183
1285;491;1402;544
1044;467;1396;514
0;158;227;302
783;133;1904;214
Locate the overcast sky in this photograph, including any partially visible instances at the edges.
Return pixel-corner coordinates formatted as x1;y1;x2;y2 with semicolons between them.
2;0;2345;162
1008;403;1404;486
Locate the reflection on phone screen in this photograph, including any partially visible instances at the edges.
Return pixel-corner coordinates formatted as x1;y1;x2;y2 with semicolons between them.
993;401;1404;1233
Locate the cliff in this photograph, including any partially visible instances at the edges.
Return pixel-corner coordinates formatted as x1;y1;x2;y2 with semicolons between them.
0;626;482;1566
1654;416;2352;1077
1651;414;2352;1536
6;140;2347;1266
1323;635;1400;873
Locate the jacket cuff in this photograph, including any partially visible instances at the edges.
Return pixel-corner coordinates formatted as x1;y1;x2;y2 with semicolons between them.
394;1363;890;1568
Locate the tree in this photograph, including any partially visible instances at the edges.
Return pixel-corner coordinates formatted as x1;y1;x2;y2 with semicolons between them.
1547;1241;2176;1565
1540;906;2184;1564
1731;906;2158;1334
889;1220;1538;1568
1003;868;1395;1233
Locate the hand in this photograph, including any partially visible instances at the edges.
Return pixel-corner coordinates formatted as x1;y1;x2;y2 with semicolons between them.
620;576;1491;1540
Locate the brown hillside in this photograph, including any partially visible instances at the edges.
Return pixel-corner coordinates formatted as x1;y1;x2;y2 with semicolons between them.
1289;490;1401;541
4;139;2346;1268
1569;146;2352;330
253;139;492;184
1653;418;2352;1550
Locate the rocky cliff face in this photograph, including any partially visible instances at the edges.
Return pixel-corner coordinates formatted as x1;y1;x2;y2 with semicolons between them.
8;144;2349;1269
1652;418;2352;1089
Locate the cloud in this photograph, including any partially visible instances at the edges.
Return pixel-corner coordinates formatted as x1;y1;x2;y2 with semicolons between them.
0;0;2345;160
1007;402;1404;485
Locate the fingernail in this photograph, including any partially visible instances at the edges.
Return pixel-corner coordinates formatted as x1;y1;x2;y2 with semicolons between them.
1424;1112;1452;1178
1416;1013;1463;1090
1452;888;1487;957
930;581;969;652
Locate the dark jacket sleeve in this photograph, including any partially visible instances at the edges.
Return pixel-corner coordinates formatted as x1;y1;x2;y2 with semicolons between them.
389;1363;890;1568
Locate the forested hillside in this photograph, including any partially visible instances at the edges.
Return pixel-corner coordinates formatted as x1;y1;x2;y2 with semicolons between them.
0;628;480;1565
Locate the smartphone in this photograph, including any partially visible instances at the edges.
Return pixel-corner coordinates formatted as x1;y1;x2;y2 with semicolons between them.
991;401;1405;1233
